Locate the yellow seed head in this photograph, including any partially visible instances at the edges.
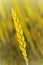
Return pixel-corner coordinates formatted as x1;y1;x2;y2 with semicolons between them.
11;8;28;65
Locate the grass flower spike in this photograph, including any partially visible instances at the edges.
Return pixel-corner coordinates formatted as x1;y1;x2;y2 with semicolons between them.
11;8;28;65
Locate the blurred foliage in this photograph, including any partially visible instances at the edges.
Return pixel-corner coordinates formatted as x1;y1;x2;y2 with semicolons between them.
0;0;43;65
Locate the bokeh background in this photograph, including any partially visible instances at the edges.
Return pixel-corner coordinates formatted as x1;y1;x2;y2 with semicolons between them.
0;0;43;65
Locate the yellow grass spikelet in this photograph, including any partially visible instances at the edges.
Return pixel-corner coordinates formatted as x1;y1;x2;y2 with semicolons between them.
11;8;28;65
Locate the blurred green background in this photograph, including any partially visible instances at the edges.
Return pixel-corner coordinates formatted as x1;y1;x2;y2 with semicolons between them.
0;0;43;65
